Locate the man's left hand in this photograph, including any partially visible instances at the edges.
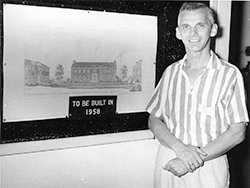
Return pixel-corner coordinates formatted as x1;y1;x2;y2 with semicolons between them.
163;158;189;177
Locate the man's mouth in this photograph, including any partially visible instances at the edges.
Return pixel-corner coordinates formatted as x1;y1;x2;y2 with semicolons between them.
189;39;200;43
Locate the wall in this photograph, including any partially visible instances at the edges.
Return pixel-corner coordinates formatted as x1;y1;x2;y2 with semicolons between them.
238;2;250;188
239;1;250;68
0;131;159;188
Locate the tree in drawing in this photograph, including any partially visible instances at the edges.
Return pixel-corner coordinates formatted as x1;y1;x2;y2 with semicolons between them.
55;64;64;83
120;65;128;80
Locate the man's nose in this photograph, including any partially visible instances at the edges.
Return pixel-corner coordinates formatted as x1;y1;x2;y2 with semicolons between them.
190;27;198;35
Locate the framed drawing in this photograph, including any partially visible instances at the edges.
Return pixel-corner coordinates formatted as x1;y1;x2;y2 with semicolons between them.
3;3;157;122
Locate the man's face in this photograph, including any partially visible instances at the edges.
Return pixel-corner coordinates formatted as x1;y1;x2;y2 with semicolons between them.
176;9;217;53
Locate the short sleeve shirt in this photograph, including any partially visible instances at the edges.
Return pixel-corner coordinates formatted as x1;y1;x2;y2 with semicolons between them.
146;51;249;147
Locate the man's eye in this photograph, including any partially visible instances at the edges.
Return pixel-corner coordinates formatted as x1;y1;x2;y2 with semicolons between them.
181;25;189;30
197;24;205;29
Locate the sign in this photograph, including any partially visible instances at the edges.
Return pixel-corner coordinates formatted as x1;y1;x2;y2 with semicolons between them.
69;96;117;119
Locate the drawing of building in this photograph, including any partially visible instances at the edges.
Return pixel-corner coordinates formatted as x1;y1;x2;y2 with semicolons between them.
132;60;142;83
71;61;117;83
25;59;50;86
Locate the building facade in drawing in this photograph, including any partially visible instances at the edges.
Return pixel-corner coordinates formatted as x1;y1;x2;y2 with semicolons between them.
71;61;117;83
25;59;50;86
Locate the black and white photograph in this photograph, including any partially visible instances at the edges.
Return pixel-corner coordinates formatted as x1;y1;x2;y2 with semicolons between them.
0;1;250;188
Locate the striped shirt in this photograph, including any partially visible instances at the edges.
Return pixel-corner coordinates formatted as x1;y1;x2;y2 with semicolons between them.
146;51;249;147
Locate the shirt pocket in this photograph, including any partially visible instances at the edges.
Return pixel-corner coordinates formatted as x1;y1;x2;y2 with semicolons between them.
198;103;216;118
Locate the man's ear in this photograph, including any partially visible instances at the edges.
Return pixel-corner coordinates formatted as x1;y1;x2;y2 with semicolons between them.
176;27;182;40
210;24;218;37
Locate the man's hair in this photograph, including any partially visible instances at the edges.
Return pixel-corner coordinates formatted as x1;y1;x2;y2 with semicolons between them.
178;2;216;26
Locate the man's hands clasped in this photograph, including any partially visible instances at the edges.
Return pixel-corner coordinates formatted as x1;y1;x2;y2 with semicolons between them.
163;143;207;177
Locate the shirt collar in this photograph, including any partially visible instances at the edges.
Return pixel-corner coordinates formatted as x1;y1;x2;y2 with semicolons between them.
179;50;222;70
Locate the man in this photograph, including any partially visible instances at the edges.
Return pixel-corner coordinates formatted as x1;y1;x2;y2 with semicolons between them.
146;2;249;188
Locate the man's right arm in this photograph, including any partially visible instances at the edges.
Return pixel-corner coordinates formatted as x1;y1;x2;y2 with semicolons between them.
148;114;206;172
